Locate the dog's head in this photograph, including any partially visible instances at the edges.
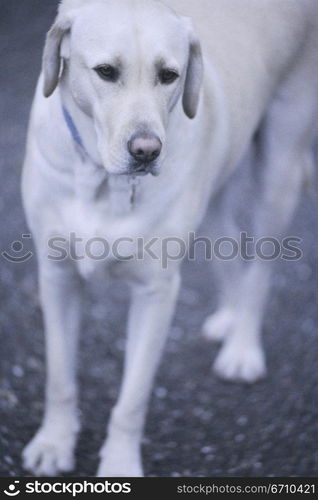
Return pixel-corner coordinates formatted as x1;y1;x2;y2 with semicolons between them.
43;0;203;175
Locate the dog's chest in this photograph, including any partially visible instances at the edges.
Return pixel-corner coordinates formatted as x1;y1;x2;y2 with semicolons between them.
61;176;146;279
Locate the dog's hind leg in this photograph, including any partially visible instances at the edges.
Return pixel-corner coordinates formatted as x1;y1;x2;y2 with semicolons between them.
23;256;82;476
206;67;318;383
202;180;270;383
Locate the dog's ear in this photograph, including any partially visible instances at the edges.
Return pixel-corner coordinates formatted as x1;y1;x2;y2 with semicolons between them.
42;15;72;98
182;19;203;119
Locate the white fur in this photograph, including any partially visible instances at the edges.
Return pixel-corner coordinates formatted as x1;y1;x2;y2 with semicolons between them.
22;0;318;476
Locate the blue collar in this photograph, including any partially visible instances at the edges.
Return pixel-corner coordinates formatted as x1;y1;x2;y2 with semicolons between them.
62;104;88;158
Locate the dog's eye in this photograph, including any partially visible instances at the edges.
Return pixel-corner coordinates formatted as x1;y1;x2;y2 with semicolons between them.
95;65;119;82
159;68;179;85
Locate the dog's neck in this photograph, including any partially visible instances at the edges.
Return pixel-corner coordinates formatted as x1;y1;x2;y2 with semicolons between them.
74;158;142;215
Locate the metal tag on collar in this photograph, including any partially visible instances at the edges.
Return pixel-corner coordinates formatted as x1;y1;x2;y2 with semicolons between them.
130;176;140;208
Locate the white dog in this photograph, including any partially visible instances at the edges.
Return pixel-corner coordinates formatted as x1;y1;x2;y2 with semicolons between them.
22;0;318;477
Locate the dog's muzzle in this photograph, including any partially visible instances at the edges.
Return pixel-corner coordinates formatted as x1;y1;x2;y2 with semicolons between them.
128;133;162;175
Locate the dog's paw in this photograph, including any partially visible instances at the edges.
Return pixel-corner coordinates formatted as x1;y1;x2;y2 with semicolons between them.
97;458;143;478
202;309;234;343
23;423;79;476
213;337;266;383
97;442;143;477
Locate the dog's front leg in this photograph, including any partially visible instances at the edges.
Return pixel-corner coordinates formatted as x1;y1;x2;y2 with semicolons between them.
23;259;82;476
98;272;181;477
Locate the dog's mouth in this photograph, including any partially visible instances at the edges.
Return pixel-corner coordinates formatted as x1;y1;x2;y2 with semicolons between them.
126;161;160;177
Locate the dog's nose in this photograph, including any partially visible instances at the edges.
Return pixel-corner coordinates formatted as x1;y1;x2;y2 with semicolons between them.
128;133;162;163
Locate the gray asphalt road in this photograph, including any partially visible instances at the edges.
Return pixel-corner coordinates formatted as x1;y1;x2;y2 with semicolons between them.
1;0;318;478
